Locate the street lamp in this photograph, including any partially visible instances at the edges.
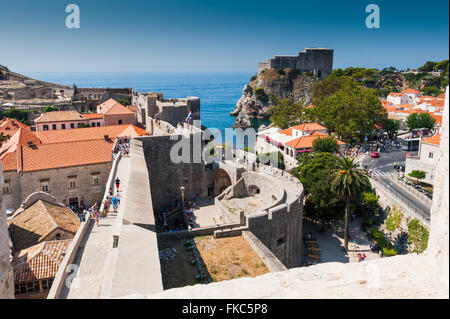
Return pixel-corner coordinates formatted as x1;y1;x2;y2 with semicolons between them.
180;186;185;205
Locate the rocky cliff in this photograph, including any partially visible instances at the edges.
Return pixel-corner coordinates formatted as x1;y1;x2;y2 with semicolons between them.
231;68;317;128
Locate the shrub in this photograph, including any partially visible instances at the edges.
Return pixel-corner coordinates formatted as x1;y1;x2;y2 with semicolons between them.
250;74;257;82
371;229;397;256
254;88;269;102
276;69;286;75
385;207;403;232
407;219;429;254
362;218;373;228
361;192;379;211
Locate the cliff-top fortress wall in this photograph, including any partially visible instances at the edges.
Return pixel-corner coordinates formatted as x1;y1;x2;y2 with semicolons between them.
258;48;333;80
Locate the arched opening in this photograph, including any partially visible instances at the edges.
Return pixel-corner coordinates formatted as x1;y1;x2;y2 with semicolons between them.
214;169;232;196
247;185;260;196
55;233;61;240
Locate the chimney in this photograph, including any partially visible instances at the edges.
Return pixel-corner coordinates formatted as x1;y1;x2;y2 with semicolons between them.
27;140;34;148
104;134;109;141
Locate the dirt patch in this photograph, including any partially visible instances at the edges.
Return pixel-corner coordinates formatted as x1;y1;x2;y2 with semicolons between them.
195;235;269;282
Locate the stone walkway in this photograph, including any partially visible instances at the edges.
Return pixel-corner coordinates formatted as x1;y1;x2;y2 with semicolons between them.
303;217;380;264
60;156;131;299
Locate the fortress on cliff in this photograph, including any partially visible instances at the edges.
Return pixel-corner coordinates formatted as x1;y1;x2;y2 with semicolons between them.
258;48;333;80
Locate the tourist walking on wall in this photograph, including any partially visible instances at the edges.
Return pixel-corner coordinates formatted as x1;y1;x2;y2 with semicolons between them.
103;199;109;217
115;177;121;192
112;195;119;213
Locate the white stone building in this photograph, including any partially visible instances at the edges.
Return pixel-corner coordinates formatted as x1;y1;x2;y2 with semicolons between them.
405;134;441;185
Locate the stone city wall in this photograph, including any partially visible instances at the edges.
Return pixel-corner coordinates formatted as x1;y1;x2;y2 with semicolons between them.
0;162;14;298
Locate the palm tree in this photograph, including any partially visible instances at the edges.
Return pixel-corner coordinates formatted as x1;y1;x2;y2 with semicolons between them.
330;156;371;251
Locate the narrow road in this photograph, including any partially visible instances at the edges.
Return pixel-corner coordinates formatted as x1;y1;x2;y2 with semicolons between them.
376;175;431;222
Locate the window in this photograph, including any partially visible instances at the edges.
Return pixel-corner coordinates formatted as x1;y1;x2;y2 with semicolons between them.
43;125;49;131
118;120;123;125
52;124;57;130
277;236;286;248
429;152;434;159
97;122;101;127
77;123;82;128
2;180;11;194
41;279;48;290
70;123;75;129
61;124;66;129
92;174;100;186
55;233;61;240
69;178;76;189
40;181;49;192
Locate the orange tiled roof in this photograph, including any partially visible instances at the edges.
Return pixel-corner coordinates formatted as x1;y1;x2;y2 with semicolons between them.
128;105;137;112
12;240;71;284
20;139;115;171
431;114;442;126
82;113;104;119
286;134;345;149
0;119;30;143
401;89;420;94
9;200;80;251
423;134;441;146
97;99;133;115
33;125;147;144
280;123;327;136
0;128;41;158
388;92;405;97
35;111;85;123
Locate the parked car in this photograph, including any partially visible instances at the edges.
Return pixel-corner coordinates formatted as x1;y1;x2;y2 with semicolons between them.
371;151;380;158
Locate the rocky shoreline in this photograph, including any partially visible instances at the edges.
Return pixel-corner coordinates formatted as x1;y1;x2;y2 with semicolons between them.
230;68;317;128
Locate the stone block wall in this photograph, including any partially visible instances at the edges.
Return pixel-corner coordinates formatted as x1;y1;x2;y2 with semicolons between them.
2;162;111;211
0;162;14;299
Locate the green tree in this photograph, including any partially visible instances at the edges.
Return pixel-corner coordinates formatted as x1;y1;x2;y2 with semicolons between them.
406;113;436;130
254;88;269;102
312;76;352;106
418;61;438;72
382;118;400;139
116;99;131;106
43;105;59;113
0;108;30;125
330;157;371;250
312;136;339;153
408;170;426;185
422;86;442;97
77;123;90;129
292;152;344;230
270;98;305;129
407;219;429;254
0;132;11;145
309;81;385;143
361;192;379;214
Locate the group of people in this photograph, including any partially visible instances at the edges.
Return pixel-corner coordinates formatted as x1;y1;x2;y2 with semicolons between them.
155;194;201;232
113;136;131;158
336;137;400;158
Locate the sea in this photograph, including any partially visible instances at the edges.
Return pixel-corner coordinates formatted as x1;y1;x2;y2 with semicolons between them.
26;71;268;134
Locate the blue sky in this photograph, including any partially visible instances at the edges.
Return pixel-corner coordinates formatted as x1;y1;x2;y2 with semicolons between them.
0;0;448;73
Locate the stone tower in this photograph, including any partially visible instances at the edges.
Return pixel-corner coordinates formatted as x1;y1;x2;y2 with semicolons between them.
257;48;334;80
0;162;14;299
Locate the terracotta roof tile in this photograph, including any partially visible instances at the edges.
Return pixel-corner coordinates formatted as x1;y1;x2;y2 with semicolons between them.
401;89;421;94
423;134;441;146
12;240;71;283
33;125;147;144
286;135;345;149
82;113;104;119
280;123;327;136
19;139;114;171
97;99;133;115
35;111;86;123
9;200;80;251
